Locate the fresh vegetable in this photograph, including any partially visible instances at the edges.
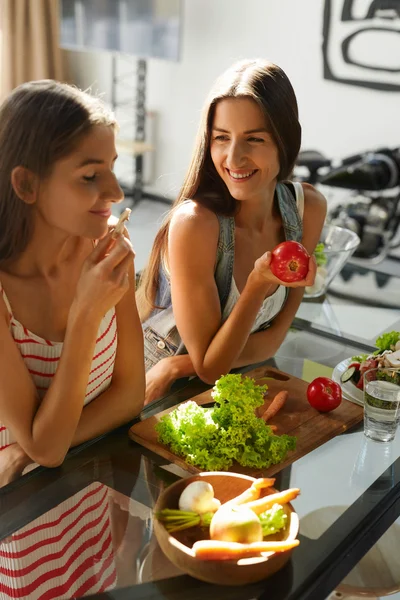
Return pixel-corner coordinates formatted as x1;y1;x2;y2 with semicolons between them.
259;504;288;537
223;478;275;506
376;369;400;386
341;366;356;383
178;481;220;514
356;376;364;390
314;242;327;267
349;362;361;370
352;358;379;391
351;354;369;363
155;501;289;535
261;390;288;421
307;377;342;412
270;241;310;283
156;374;296;471
245;488;300;515
155;480;296;542
155;508;213;532
192;539;300;561
375;332;400;352
340;363;362;385
210;505;263;544
346;333;400;391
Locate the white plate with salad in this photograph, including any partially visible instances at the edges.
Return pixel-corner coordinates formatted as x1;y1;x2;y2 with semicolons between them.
332;331;400;408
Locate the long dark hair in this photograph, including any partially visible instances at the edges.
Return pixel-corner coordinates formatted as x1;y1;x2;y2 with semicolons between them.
137;59;302;320
0;79;117;263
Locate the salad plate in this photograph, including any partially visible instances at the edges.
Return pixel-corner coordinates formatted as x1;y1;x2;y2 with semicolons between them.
333;331;400;408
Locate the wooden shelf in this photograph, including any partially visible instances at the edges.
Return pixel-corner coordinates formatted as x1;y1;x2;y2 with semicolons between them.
116;138;154;156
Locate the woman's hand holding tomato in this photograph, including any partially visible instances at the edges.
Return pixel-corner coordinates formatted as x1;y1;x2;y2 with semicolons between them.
253;241;316;289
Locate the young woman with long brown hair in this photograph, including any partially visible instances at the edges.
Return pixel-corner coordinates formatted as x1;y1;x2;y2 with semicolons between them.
0;80;145;484
138;59;327;404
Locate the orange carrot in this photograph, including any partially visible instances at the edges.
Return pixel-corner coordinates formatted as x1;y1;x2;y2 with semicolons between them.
192;539;300;561
246;488;300;515
223;478;276;506
261;390;288;422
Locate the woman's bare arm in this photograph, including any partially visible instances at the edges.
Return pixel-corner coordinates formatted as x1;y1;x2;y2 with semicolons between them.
0;234;143;467
167;185;326;384
71;262;144;446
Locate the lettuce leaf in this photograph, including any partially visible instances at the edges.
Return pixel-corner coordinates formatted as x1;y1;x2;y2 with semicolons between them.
314;242;327;267
375;331;400;352
156;374;296;471
259;504;288;536
351;354;368;363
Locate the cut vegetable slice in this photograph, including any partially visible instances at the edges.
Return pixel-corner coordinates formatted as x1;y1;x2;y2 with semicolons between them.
341;366;356;383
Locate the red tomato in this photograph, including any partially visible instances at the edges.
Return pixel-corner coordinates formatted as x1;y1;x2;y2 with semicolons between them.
349;362;360;370
307;377;342;413
270;241;310;283
360;359;378;374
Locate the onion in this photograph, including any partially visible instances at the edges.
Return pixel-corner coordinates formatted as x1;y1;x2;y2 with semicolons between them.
178;481;221;514
210;505;263;544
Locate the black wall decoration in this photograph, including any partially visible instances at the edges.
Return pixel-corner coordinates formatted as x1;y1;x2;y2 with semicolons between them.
323;0;400;91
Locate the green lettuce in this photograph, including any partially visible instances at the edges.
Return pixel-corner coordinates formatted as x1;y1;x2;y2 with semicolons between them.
352;332;400;362
314;242;327;267
351;353;369;363
375;331;400;352
259;504;288;536
156;374;296;471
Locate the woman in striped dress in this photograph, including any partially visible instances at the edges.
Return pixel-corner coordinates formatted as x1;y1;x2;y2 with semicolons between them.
0;80;145;598
0;79;145;479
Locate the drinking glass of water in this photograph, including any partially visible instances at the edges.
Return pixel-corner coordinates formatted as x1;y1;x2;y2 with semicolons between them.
364;368;400;442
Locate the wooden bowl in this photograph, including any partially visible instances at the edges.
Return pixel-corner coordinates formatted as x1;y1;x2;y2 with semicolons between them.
153;472;299;586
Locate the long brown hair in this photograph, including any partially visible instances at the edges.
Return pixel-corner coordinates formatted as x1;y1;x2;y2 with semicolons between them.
0;79;117;263
137;59;302;320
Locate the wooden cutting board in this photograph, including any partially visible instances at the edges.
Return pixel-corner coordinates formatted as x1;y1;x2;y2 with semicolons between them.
129;366;363;477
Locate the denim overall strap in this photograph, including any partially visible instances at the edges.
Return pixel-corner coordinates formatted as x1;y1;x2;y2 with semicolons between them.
214;215;235;309
276;182;303;242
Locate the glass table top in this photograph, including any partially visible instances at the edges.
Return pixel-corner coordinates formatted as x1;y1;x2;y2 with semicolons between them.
293;244;400;351
1;330;400;600
295;294;400;350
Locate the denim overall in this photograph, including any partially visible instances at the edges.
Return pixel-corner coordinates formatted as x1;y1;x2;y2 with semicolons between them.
142;182;303;371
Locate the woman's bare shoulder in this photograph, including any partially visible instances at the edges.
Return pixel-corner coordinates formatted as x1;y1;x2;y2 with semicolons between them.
301;184;327;252
170;200;220;236
302;183;327;216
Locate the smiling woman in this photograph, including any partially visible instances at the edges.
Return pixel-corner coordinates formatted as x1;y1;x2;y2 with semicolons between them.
210;97;281;201
0;79;145;471
0;79;145;598
137;59;327;405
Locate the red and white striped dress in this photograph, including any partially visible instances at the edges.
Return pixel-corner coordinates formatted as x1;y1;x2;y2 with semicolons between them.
0;483;117;599
0;283;119;598
0;282;117;450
